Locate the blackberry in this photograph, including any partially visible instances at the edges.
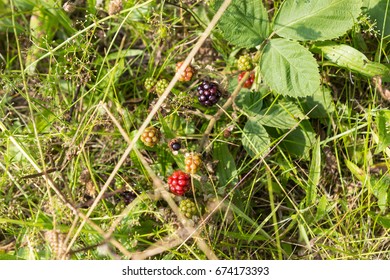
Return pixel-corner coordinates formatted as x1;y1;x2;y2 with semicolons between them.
169;139;181;152
144;77;156;91
197;80;222;107
140;126;160;147
237;54;253;71
167;170;191;196
176;61;195;82
238;72;255;88
179;199;197;218
155;79;169;95
184;152;202;174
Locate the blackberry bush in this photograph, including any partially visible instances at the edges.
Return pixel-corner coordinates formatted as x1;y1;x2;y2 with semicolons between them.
197;80;222;107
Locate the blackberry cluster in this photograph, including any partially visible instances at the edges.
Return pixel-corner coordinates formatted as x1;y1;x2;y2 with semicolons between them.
197;81;222;107
179;199;197;218
140;126;160;147
167;170;191;196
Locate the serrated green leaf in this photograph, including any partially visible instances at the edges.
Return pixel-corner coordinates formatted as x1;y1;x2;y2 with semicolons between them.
242;119;270;158
274;0;362;41
235;90;263;117
213;0;270;48
257;101;306;129
364;0;390;37
299;86;335;118
311;42;390;81
375;110;390;153
213;142;238;187
260;38;321;97
280;120;316;159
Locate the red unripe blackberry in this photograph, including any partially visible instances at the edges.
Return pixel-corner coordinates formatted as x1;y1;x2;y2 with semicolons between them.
197;80;222;107
140;126;160;147
238;72;255;88
167;170;191;196
176;61;195;82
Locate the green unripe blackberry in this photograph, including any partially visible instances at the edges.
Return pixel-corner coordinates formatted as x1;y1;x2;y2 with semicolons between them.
179;199;197;218
155;79;169;95
144;77;156;91
237;54;253;71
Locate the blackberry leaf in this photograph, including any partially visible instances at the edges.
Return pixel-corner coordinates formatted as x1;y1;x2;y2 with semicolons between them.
213;0;270;48
260;38;320;97
274;0;362;41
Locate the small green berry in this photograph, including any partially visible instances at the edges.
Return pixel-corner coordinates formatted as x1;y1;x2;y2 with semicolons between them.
155;79;169;95
179;199;197;218
144;77;156;91
237;54;253;71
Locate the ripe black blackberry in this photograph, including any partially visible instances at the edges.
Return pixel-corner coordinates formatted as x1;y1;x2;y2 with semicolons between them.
197;80;222;107
169;139;181;152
